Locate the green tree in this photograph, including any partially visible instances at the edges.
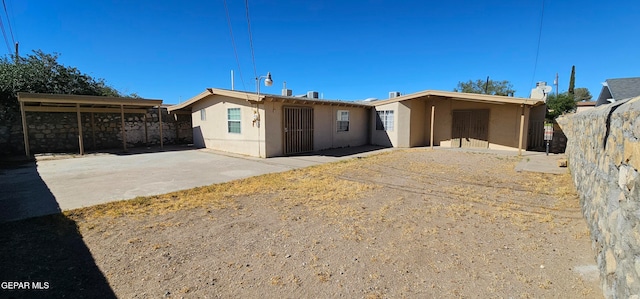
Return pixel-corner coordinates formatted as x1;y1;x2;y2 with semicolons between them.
1;50;129;153
546;92;576;120
453;79;515;96
568;65;575;95
573;87;592;102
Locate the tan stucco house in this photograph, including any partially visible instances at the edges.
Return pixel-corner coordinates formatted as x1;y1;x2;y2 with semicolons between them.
369;90;545;151
168;88;370;157
168;88;545;158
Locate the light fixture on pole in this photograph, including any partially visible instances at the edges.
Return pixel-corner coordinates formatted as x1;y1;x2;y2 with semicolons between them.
256;72;273;98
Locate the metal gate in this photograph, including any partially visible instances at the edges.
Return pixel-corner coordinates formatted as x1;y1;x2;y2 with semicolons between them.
451;110;489;148
283;106;314;155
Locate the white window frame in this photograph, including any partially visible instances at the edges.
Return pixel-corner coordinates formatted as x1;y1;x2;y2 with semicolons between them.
376;110;394;131
337;110;349;132
200;109;206;121
227;108;241;134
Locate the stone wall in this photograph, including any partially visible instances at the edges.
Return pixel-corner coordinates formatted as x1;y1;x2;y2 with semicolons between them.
0;107;192;156
558;97;640;298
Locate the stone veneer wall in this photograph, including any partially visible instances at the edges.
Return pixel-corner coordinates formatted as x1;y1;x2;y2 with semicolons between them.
0;107;192;155
558;97;640;298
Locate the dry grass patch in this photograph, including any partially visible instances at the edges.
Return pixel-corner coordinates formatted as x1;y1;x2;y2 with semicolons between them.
65;156;380;221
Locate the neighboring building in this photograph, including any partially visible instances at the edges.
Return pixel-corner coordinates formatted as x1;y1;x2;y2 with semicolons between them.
576;101;597;113
596;77;640;106
169;88;545;157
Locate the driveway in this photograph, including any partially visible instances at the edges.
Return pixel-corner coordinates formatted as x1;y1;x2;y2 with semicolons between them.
0;145;389;222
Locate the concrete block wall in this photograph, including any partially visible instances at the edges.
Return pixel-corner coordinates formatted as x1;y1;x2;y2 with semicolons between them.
558;97;640;298
0;107;193;156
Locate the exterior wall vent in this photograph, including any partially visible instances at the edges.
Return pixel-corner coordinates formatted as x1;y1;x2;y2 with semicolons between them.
389;91;401;99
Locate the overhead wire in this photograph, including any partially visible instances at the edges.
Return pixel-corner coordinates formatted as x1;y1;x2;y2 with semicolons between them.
2;0;14;45
529;0;545;89
0;10;12;54
223;0;247;91
244;0;258;80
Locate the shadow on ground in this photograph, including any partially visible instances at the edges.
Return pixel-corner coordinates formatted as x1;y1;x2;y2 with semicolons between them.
32;144;196;160
0;215;116;298
0;161;115;298
293;145;389;158
0;161;59;222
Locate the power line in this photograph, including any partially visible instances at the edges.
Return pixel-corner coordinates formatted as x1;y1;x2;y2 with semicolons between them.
223;0;247;91
0;11;12;54
244;0;258;80
529;0;545;89
2;0;15;44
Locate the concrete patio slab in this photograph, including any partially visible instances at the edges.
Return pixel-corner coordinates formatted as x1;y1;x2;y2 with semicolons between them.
0;145;389;222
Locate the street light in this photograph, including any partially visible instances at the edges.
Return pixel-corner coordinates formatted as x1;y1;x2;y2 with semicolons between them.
256;72;272;98
254;72;272;158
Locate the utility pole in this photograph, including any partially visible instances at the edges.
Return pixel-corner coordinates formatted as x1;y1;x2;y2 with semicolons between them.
554;72;558;98
14;42;18;64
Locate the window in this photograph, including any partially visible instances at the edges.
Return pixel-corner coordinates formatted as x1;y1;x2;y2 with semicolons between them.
227;108;241;134
200;109;206;121
376;110;394;131
337;110;349;132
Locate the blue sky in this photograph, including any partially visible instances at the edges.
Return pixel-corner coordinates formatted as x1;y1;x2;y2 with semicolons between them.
7;0;640;104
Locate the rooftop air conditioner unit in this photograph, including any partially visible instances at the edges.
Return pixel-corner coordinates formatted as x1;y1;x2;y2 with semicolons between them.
307;91;319;99
389;91;401;99
282;89;292;96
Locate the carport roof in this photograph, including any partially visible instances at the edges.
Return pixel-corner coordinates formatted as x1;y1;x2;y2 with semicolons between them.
167;88;370;112
18;92;163;111
372;90;544;106
17;92;165;157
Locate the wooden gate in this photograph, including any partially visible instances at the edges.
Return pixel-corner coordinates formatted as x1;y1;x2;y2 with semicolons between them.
283;106;314;155
451;110;489;148
527;120;545;150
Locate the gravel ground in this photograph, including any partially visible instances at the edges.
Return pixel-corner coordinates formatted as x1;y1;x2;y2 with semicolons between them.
0;149;601;298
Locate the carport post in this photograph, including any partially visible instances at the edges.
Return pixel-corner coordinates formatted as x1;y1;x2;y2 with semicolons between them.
158;106;163;149
121;104;127;151
430;105;435;149
91;112;96;149
518;105;525;156
144;113;148;146
76;103;84;155
19;100;30;157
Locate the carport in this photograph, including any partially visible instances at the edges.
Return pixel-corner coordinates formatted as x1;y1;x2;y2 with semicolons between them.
17;92;164;157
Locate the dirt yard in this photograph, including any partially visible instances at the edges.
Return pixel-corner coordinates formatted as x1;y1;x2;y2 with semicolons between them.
1;149;601;298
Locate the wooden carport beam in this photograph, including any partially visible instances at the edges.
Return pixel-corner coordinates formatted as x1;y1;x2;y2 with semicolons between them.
518;105;525;156
158;106;163;149
121;104;127;151
76;103;84;155
430;105;435;149
20;101;30;157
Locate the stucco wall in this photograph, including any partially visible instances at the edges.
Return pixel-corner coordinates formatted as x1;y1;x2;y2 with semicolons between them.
191;95;266;157
266;102;369;156
409;99;426;147
371;102;400;147
557;97;640;298
370;101;411;147
372;98;532;150
194;98;368;158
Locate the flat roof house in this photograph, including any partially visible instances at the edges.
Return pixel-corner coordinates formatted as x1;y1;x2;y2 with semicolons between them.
369;90;545;152
169;88;545;158
168;88;371;158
